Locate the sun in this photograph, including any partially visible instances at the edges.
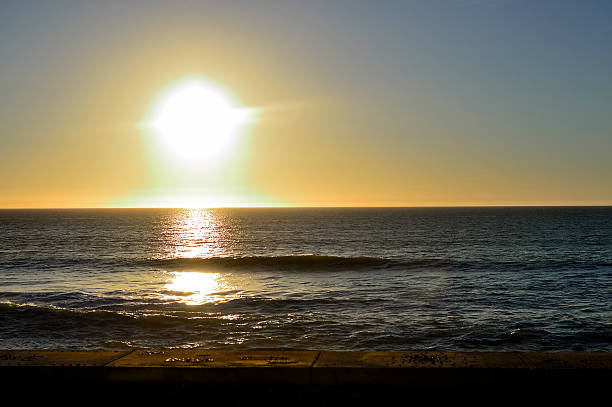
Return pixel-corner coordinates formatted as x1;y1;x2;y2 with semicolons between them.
147;78;251;162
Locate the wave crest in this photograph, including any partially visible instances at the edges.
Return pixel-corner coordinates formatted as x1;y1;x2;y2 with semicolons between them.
146;255;452;271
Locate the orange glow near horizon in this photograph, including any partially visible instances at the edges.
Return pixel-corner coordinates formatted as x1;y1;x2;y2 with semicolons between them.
1;69;610;209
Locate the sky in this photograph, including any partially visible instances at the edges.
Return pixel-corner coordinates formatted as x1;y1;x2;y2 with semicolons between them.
1;0;611;208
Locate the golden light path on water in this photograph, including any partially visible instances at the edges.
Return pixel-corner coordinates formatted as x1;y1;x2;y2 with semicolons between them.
166;208;225;258
164;271;226;305
160;208;239;305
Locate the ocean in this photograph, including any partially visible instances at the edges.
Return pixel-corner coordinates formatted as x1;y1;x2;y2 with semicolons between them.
1;207;610;351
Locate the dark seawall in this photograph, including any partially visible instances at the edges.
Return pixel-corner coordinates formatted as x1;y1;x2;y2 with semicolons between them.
1;349;610;405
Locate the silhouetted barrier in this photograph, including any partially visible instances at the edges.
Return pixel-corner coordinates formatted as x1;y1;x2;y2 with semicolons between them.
1;350;609;404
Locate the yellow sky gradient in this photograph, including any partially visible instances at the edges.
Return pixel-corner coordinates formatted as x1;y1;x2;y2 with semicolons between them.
2;4;611;208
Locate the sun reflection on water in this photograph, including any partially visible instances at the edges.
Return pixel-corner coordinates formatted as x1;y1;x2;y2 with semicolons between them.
164;271;228;305
164;208;227;259
159;209;242;304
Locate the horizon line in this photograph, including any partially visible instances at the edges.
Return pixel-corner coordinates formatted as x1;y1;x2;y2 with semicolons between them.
1;204;611;210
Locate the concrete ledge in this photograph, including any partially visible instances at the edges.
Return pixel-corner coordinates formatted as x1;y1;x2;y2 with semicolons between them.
0;350;130;366
105;349;319;384
0;350;610;389
312;351;528;386
0;350;131;383
518;352;612;369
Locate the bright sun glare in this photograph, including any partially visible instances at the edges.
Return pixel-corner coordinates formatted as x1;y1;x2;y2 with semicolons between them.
165;271;221;305
148;78;251;162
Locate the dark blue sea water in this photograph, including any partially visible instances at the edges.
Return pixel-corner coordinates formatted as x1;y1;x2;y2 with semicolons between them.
1;207;610;351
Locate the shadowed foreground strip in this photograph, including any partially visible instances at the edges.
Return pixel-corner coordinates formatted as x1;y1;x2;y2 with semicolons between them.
1;350;610;404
